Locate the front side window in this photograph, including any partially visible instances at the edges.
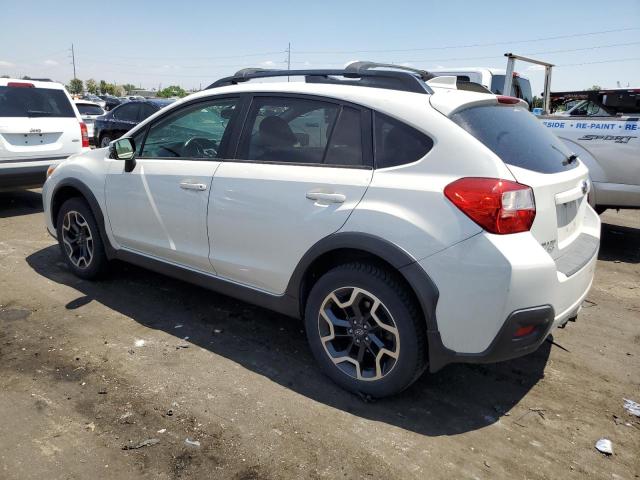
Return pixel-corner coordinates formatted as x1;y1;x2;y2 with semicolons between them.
140;98;238;159
139;103;158;121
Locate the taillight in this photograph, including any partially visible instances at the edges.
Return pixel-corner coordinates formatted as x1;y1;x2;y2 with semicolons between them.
444;178;536;234
79;122;89;148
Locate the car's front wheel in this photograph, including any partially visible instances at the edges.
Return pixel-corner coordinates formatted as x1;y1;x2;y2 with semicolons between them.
304;262;427;398
56;197;109;279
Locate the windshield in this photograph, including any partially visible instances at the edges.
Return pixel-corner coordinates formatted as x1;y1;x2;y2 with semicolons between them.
451;105;578;174
490;75;533;107
0;86;75;118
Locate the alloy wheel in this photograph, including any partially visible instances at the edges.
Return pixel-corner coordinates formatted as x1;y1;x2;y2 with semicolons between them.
61;210;94;269
318;287;400;381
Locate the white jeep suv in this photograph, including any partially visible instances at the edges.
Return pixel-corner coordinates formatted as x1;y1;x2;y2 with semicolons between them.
0;78;89;190
42;63;600;397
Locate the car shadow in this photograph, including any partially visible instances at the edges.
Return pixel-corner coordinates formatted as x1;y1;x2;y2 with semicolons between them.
0;190;43;218
598;221;640;264
26;245;551;437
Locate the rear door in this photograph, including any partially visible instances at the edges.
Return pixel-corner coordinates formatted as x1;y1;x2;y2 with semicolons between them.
0;82;82;163
209;94;373;294
449;103;592;256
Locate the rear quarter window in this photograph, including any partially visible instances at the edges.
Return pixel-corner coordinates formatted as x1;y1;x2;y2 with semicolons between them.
374;112;433;168
0;86;75;118
450;105;578;174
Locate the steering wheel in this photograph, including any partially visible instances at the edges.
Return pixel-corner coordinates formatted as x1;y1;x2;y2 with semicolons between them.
183;137;218;158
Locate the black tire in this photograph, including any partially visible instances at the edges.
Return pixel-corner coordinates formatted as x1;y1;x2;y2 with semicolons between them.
100;134;112;148
56;197;109;280
304;262;427;398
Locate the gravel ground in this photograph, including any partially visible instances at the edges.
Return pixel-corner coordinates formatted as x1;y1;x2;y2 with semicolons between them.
0;189;638;480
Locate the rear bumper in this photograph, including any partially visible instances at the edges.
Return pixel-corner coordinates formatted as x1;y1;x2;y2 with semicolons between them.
417;206;600;371
0;164;49;190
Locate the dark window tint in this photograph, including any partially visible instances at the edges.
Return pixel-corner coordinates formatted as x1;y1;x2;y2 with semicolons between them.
76;103;104;115
490;75;533;107
239;97;339;164
112;103;139;122
0;86;75;118
450;105;578;173
324;107;363;166
374;113;433;168
140;98;238;159
139;103;158;120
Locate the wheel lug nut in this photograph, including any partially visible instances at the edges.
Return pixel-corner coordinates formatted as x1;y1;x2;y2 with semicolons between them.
348;329;353;334
365;336;370;341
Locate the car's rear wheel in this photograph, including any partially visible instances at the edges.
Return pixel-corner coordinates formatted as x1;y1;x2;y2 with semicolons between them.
304;262;427;398
100;135;112;148
56;197;108;279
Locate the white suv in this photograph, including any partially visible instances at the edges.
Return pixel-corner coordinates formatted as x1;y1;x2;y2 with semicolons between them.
0;78;89;190
42;64;600;397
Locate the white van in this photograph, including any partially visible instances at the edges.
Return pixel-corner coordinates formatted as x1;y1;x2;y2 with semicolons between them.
0;78;88;190
429;68;533;106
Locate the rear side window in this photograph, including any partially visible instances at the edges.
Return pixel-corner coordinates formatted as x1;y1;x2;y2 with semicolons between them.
451;105;578;173
113;103;140;122
239;97;339;165
139;103;158;120
324;107;363;166
374;113;433;168
76;104;104;115
0;86;75;118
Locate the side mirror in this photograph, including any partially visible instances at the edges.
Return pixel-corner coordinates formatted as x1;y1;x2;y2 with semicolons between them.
109;137;136;172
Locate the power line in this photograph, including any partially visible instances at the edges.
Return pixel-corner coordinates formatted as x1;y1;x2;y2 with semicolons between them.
294;27;640;54
557;57;640;67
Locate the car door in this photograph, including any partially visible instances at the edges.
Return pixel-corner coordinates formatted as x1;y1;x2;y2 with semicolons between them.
209;94;373;294
105;96;240;272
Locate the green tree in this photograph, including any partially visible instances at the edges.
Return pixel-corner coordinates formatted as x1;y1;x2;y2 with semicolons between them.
157;85;188;98
67;78;83;95
122;83;136;95
99;80;108;94
588;85;602;91
113;85;125;97
85;78;98;94
531;96;544;108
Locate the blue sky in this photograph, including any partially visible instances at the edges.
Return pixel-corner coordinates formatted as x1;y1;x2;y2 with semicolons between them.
1;0;638;94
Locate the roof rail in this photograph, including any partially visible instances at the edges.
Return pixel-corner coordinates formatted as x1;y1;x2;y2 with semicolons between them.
206;61;435;94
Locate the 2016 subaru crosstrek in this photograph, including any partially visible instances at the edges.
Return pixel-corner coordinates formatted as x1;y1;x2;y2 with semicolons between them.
42;63;600;397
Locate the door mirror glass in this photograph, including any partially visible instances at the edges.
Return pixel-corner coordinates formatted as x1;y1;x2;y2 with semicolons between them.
111;138;136;160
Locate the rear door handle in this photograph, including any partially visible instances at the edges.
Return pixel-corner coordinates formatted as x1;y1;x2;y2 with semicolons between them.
180;182;207;191
306;191;346;203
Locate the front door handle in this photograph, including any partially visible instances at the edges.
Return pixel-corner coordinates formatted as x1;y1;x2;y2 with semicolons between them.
180;182;207;191
306;191;346;203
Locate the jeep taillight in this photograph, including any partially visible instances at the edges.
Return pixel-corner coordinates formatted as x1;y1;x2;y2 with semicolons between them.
79;122;89;148
444;178;536;234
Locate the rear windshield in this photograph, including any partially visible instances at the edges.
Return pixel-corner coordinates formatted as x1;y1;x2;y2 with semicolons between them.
76;103;104;116
0;86;75;118
451;105;578;174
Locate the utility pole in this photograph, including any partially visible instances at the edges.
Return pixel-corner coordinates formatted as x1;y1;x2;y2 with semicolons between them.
286;42;291;82
70;44;77;79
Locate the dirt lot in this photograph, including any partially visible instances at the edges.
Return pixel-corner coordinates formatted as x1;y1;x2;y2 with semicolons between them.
0;189;638;480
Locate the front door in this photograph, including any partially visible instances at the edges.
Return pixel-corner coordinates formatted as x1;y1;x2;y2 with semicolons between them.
105;97;240;272
209;95;373;294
